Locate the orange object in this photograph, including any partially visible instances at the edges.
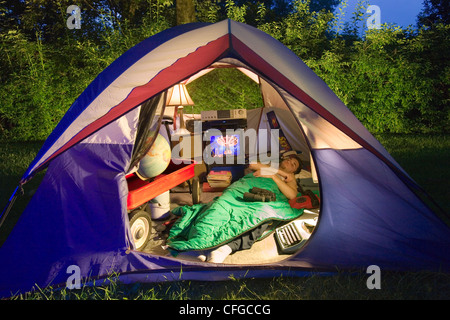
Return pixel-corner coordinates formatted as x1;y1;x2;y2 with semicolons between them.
126;160;196;210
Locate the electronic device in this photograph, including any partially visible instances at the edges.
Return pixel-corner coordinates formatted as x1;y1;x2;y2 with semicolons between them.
274;220;310;254
209;133;241;158
201;110;248;185
201;109;247;121
204;130;246;165
201;119;247;131
201;109;247;131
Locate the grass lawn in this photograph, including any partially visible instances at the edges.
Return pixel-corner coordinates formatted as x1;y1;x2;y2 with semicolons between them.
0;134;449;300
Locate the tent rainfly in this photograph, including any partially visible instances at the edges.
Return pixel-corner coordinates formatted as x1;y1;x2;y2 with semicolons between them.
0;19;449;298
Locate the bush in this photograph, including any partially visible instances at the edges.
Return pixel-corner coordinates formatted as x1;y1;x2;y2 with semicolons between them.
0;6;170;141
0;0;448;141
308;24;449;133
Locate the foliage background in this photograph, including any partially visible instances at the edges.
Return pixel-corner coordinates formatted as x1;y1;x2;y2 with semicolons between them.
0;0;448;141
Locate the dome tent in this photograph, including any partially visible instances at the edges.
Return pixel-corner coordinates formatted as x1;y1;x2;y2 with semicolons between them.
0;19;449;297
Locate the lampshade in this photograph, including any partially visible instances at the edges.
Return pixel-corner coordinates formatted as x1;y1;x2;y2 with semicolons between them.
166;83;194;106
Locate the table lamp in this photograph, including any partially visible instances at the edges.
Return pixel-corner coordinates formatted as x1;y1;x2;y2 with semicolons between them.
166;83;194;132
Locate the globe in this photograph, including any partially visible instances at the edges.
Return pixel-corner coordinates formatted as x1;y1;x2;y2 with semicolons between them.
136;134;171;180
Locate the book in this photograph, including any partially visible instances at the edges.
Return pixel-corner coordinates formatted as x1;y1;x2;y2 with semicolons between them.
207;171;232;188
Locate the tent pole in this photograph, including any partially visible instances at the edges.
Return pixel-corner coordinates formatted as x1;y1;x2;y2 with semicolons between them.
0;184;23;229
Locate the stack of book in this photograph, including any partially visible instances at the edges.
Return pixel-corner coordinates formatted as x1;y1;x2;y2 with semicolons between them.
207;170;232;188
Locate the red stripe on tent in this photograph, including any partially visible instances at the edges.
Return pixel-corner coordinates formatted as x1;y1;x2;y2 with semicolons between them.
28;35;230;177
231;35;398;172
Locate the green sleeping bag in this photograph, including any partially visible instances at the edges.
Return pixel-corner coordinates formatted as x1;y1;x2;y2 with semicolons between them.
167;173;304;252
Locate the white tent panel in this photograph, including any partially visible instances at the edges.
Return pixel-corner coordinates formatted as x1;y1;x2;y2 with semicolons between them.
259;78;361;151
27;21;231;177
279;87;362;150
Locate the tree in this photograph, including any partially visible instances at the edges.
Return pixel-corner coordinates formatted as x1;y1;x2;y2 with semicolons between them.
258;0;335;60
417;0;450;27
176;0;196;25
309;0;340;13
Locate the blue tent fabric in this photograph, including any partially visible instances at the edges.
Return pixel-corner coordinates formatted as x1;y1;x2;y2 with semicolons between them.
291;149;450;271
0;142;133;295
1;20;449;298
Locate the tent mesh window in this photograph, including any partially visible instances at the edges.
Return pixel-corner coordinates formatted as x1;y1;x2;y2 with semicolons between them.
128;92;166;171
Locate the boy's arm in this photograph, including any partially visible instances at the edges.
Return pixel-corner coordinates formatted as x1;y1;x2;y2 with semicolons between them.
271;175;298;200
249;162;295;183
253;168;298;200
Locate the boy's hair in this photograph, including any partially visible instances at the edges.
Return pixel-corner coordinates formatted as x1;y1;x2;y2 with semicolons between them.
282;154;302;174
290;154;303;174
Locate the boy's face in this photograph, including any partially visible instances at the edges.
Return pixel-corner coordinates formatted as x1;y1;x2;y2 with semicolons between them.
281;157;300;174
